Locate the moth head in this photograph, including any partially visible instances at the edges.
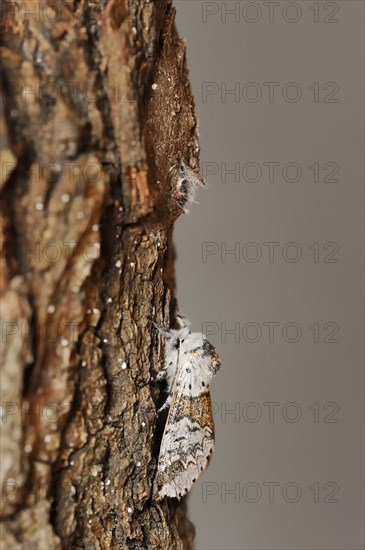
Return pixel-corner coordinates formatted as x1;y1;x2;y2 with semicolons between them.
167;326;190;346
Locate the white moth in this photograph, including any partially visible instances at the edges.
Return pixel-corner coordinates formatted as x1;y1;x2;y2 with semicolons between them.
155;315;221;500
174;161;204;212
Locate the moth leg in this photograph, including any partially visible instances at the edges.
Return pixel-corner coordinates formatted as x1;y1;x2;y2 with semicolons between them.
137;378;151;389
158;395;172;413
150;320;169;336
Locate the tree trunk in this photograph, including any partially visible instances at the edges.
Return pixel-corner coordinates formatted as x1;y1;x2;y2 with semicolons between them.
0;0;199;547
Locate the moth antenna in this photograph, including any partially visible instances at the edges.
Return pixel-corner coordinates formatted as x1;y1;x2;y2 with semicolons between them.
147;318;169;336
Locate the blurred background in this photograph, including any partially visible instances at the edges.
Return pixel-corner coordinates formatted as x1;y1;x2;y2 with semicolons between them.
173;1;364;549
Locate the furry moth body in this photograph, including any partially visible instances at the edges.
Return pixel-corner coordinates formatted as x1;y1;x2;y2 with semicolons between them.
155;316;221;500
174;161;204;212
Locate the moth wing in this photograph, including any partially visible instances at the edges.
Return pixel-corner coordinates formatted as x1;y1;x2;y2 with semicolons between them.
156;359;215;500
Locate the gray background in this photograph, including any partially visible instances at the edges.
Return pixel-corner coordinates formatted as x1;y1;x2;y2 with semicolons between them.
173;1;364;549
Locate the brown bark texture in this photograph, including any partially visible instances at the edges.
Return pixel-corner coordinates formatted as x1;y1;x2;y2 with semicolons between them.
0;0;200;547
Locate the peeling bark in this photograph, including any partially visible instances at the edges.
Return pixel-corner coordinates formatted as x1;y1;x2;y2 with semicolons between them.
0;0;199;547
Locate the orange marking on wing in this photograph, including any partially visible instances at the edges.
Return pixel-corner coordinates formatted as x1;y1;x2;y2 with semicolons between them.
172;390;214;429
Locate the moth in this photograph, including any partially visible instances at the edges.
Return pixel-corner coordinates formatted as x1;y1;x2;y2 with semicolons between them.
155;315;221;500
173;161;204;213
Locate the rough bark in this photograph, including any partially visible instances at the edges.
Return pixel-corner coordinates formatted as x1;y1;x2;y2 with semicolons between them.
0;0;200;547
